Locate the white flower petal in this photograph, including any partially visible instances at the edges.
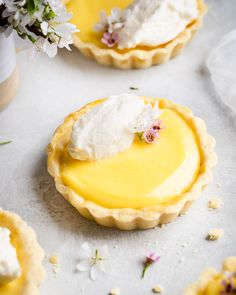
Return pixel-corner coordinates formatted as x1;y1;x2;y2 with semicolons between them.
99;245;109;258
41;21;48;36
76;260;91;272
43;40;57;58
90;264;102;281
78;242;92;260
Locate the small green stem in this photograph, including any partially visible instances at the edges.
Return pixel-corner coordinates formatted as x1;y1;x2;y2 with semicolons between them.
0;141;12;146
141;264;150;279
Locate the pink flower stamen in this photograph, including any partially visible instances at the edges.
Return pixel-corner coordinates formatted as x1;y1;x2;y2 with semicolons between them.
101;32;119;47
143;129;159;144
151;119;163;132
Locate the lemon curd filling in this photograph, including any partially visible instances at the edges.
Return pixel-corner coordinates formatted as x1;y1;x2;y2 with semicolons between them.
67;0;133;49
60;107;201;209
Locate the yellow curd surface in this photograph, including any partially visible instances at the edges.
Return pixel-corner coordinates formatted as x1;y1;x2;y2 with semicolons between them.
0;214;25;295
60;107;201;209
66;0;133;49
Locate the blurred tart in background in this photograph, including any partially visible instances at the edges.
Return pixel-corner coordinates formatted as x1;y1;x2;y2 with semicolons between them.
65;0;207;69
0;209;45;295
184;257;236;295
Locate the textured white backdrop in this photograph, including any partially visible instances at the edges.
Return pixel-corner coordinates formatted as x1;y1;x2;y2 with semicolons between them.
0;1;236;294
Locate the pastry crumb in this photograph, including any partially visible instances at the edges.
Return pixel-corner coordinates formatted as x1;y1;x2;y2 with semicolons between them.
49;255;59;275
207;228;224;241
49;255;59;265
216;183;222;188
208;198;222;210
152;285;163;293
109;288;120;295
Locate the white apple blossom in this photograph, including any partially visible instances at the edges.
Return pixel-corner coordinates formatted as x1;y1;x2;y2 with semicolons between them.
94;8;130;34
0;0;78;57
76;243;112;281
130;102;162;133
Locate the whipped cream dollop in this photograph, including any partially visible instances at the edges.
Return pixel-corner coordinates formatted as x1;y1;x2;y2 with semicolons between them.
0;227;21;285
69;94;161;161
95;0;198;49
119;0;198;49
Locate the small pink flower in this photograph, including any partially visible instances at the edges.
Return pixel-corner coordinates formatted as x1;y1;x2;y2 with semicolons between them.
101;32;119;47
146;252;161;263
143;129;159;144
151;119;164;132
142;252;160;278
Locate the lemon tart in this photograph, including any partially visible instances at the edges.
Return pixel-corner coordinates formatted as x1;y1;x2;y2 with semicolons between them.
0;209;45;295
47;95;217;230
184;257;236;295
66;0;207;69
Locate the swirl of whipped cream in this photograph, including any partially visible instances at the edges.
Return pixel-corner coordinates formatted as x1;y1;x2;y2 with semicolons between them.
95;0;198;49
0;227;21;285
119;0;198;49
69;94;161;161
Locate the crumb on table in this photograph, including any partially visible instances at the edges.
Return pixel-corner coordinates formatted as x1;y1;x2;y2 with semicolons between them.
109;288;120;295
208;198;222;210
206;228;224;241
152;285;163;293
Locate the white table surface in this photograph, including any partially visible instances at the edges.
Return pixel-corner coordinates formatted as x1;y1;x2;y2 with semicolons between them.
1;1;236;294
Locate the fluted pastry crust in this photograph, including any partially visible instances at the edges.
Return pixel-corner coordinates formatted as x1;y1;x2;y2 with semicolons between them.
47;98;217;230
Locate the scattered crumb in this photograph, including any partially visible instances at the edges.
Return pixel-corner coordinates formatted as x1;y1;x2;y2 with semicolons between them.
113;245;118;249
129;86;139;90
49;255;59;275
181;243;187;248
152;285;163;293
216;183;222;188
208;198;223;210
109;288;120;295
177;251;181;255
49;255;59;265
206;228;224;241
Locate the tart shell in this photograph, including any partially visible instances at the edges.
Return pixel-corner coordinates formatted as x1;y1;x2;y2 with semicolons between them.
0;209;45;295
47;98;217;230
184;257;236;295
70;0;207;69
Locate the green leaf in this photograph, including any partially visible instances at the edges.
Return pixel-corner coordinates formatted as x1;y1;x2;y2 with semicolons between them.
26;0;40;15
43;4;57;20
0;141;12;146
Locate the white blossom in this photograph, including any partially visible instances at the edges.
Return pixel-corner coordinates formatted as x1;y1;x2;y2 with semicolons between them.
0;0;78;57
94;8;130;35
76;243;112;281
130;102;162;133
